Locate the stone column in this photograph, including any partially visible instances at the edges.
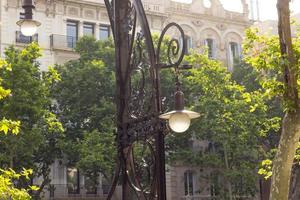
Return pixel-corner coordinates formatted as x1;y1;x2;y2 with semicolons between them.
78;21;83;38
95;23;100;40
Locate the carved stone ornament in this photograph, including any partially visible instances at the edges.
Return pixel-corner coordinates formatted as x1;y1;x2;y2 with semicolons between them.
68;6;79;16
216;23;227;31
192;20;204;27
84;9;95;19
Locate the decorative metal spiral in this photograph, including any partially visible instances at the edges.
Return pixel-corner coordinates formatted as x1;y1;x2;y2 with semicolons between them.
156;22;186;69
126;141;156;199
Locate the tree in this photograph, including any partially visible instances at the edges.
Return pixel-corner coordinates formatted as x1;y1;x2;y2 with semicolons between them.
78;129;116;187
0;43;63;199
243;0;300;198
52;36;116;185
166;52;280;199
232;60;284;200
0;52;38;200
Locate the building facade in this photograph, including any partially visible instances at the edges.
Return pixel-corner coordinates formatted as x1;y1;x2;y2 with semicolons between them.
1;0;252;199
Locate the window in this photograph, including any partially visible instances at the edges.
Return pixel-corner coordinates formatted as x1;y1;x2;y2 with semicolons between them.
182;35;193;55
229;42;241;59
205;38;216;59
184;170;194;196
228;42;241;70
83;23;94;36
67;168;80;194
67;21;78;48
85;176;97;194
210;172;220;197
99;25;110;40
16;31;38;44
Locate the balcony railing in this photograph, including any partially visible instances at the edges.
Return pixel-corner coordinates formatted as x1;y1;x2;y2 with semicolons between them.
45;184;109;199
181;195;218;200
50;34;77;50
180;195;253;200
16;31;38;44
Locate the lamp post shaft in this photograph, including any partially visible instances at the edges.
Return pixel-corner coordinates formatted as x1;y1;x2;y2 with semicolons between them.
114;0;132;199
104;0;188;199
112;0;167;198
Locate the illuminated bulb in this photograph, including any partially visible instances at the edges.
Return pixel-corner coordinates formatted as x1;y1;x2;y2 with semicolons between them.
17;19;41;37
168;112;191;133
20;20;38;36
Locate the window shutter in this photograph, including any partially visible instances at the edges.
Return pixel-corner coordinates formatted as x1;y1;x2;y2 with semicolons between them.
189;37;193;50
238;43;242;58
228;43;234;71
212;39;217;58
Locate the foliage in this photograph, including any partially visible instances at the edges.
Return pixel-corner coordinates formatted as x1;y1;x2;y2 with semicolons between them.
243;28;300;110
52;36;116;184
78;129;116;185
0;58;35;199
258;159;273;180
243;28;300;159
0;168;38;200
243;15;300;198
232;58;284;182
0;43;63;198
232;60;261;92
166;52;280;197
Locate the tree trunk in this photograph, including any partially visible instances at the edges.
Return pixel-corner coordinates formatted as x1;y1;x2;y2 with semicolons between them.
260;178;271;200
289;166;300;200
270;0;299;199
223;143;233;200
270;112;300;200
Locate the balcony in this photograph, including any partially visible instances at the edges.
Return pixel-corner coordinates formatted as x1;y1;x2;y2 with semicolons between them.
46;184;109;199
181;196;217;200
16;31;38;44
50;34;77;50
180;195;253;200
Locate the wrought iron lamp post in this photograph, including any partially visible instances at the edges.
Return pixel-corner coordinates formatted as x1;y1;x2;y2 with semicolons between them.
104;0;200;199
17;0;199;199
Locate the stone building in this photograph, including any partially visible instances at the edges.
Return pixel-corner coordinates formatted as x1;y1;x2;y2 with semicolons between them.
0;0;252;199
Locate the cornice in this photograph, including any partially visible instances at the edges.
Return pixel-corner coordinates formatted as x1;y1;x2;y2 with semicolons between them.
165;10;252;27
57;0;106;8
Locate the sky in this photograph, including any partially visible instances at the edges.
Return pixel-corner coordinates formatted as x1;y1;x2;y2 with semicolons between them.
172;0;300;21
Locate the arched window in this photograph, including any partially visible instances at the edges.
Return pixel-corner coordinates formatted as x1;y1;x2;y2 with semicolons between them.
205;38;216;59
181;35;193;55
184;170;194;196
228;41;241;70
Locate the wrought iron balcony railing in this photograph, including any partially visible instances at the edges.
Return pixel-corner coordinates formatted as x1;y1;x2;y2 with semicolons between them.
50;34;77;50
16;31;38;44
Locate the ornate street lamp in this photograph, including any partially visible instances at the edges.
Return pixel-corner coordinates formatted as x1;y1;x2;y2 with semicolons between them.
104;0;200;199
159;65;200;133
16;0;41;36
159;90;200;133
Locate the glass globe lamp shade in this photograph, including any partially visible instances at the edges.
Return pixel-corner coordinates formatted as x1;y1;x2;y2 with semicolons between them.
168;112;191;133
17;19;41;37
159;110;200;133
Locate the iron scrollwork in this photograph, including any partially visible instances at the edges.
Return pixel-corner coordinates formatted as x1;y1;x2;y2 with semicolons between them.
104;0;187;199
